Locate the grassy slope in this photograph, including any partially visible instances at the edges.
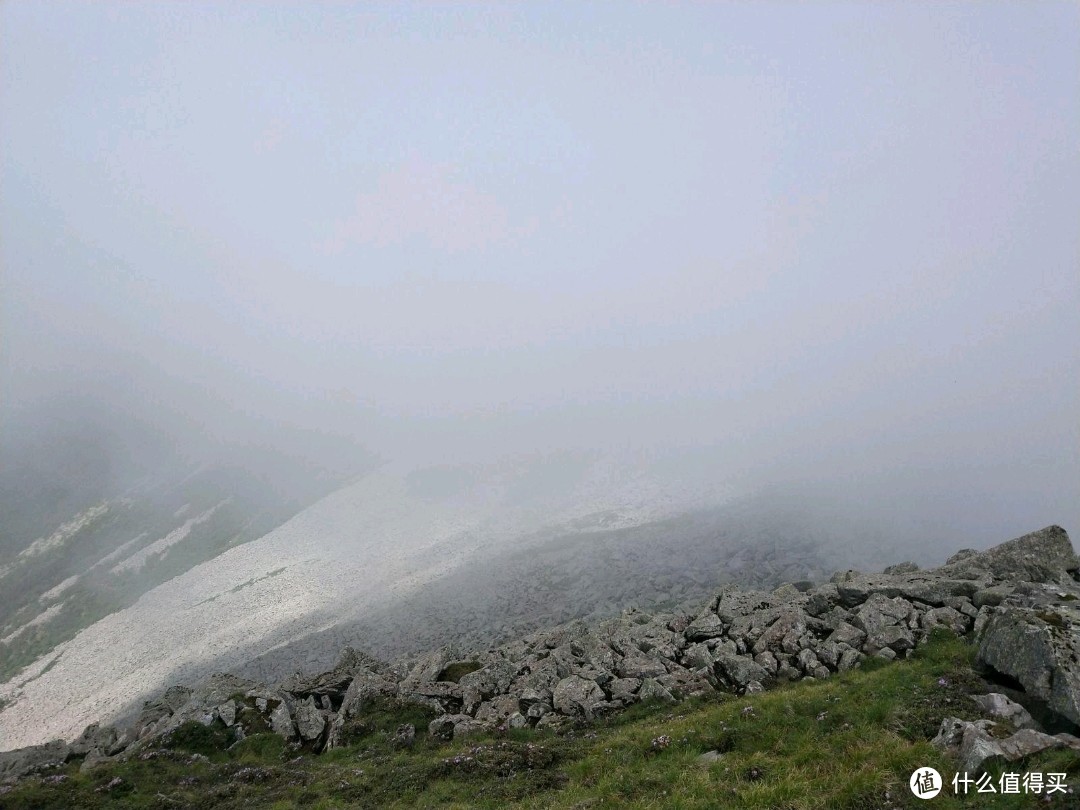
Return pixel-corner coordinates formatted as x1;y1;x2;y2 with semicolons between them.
3;631;1077;809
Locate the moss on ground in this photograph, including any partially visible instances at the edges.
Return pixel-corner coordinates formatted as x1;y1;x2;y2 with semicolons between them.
3;631;1077;808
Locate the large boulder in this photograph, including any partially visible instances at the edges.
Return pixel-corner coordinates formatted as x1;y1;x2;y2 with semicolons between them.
712;651;769;691
270;700;297;738
945;525;1078;584
281;647;386;701
977;604;1080;726
294;697;327;744
458;660;518;713
552;675;606;719
0;740;71;783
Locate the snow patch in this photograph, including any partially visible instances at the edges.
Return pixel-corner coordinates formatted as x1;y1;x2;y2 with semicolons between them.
111;499;232;575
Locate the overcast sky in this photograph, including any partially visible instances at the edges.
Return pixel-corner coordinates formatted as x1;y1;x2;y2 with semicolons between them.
2;3;1078;535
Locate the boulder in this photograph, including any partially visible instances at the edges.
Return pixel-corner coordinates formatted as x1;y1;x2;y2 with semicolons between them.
970;693;1040;731
294;697;326;743
684;612;725;641
269;701;296;739
945;525;1078;584
978;605;1080;726
216;700;237;727
639;678;676;703
616;653;668;680
69;723;125;758
428;714;486;740
552;675;606;719
0;740;70;783
681;642;714;670
338;671;400;718
751;610;810;655
713;651;769;690
458;660;518;713
933;717;1080;775
852;594;913;636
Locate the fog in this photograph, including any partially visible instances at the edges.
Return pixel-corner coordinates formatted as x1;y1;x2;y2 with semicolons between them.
3;3;1079;546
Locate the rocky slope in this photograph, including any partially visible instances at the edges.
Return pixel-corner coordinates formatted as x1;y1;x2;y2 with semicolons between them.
3;524;1077;785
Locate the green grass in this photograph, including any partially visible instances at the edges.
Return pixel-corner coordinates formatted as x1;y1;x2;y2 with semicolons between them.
3;631;1076;809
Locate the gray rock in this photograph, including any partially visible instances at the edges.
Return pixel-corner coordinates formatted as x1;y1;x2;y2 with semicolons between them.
777;661;802;680
391;724;416;748
970;693;1040;731
684;612;725;641
69;723;124;758
0;740;70;782
639;678;676;703
78;747;113;773
945;525;1078;584
608;677;642;701
920;606;968;636
972;586;1013;608
752;609;809;656
553;675;606;719
830;621;866;648
884;562;919;575
294;697;326;743
837;648;862;672
973;606;995;638
753;650;779;676
933;716;1080;775
616;653;668;680
867;625;914;653
681;643;714;670
459;660;518;713
852;594;913;636
978;605;1080;726
337;671;399;719
805;584;839;618
713;651;769;689
270;701;296;739
217;700;237;728
796;648;820;674
507;712;528;729
814;640;841;669
428;714;486;740
474;695;521;725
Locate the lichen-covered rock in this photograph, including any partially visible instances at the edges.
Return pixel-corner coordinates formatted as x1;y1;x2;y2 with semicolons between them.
269;701;296;739
684;612;725;641
615;653;668;680
428;714;485;740
294;697;326;743
977;605;1080;726
944;525;1079;584
458;660;518;713
638;678;676;703
713;651;769;690
552;675;606;719
852;594;913;636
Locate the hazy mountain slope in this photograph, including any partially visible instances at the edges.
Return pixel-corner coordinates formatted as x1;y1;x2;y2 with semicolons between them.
0;454;729;749
0;448;974;752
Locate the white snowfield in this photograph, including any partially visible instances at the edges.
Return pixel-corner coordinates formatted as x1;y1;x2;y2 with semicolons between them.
0;456;728;751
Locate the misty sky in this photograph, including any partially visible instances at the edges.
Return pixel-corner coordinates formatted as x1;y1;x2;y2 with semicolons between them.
2;3;1078;534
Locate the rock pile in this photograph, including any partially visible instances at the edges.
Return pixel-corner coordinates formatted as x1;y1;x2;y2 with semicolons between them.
2;525;1077;784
